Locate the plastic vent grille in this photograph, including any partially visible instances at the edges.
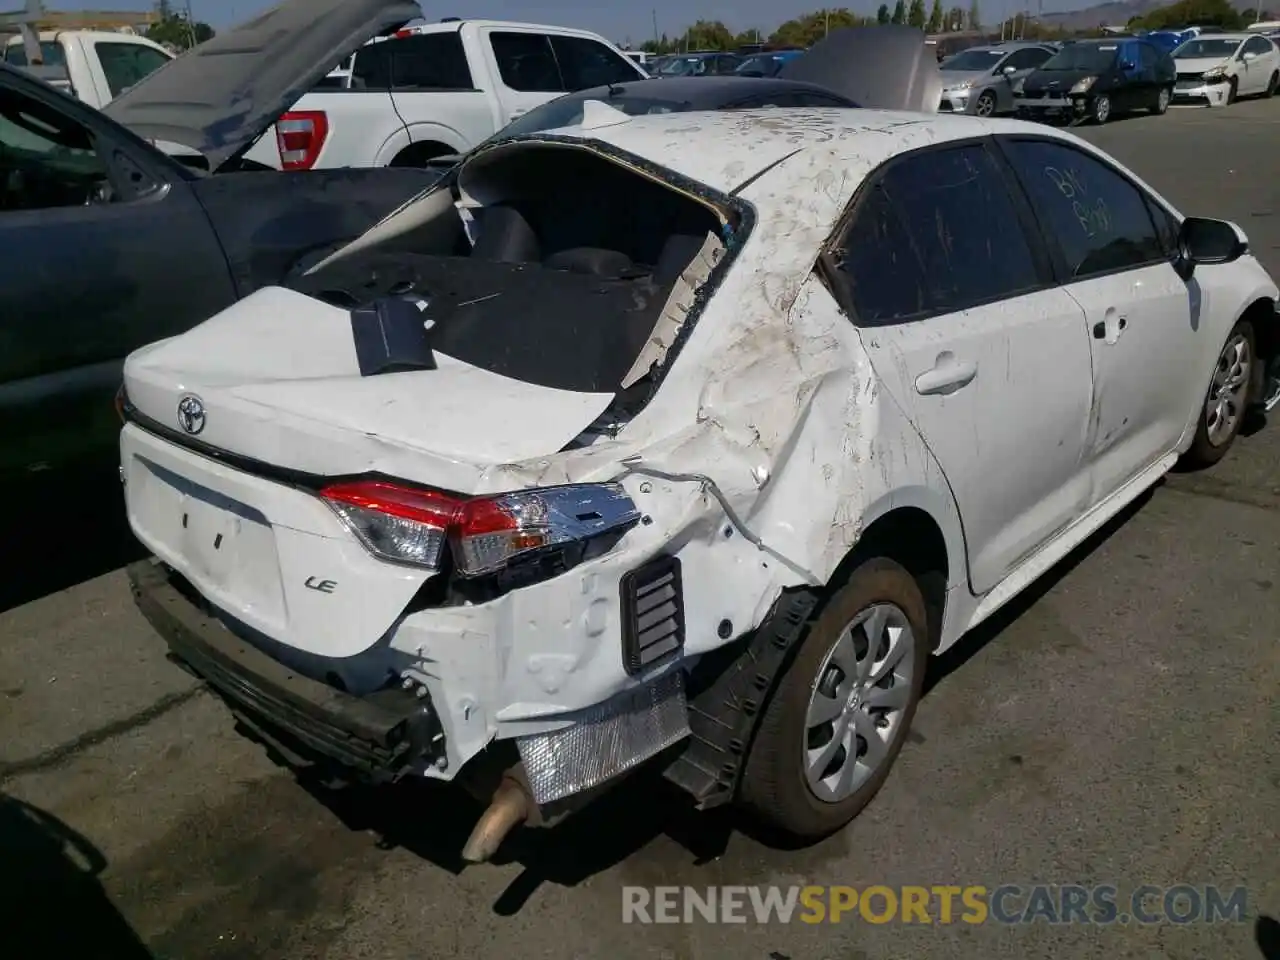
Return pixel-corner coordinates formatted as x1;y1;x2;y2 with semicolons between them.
621;555;685;675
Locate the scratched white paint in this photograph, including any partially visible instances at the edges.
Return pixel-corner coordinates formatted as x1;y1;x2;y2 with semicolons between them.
120;108;1280;784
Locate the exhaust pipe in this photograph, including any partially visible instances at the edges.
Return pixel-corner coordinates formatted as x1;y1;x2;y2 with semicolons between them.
461;773;531;863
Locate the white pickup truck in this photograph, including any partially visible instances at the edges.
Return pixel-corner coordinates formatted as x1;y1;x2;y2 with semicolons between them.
242;18;648;170
2;30;173;109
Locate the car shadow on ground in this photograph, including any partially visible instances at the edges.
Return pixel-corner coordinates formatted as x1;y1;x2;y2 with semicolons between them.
291;486;1158;915
0;792;154;959
0;461;145;615
1259;915;1280;960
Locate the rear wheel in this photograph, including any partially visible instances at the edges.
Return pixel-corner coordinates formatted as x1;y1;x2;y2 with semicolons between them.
1182;319;1255;468
1267;71;1279;97
1151;85;1171;114
1092;93;1112;124
738;558;929;840
1227;76;1239;104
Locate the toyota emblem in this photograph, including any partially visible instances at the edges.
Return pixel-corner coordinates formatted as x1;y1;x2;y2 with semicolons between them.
176;395;206;435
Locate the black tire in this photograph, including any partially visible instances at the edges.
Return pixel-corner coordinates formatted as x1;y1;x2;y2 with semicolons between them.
738;558;930;841
1227;76;1238;105
1182;318;1256;469
973;90;997;117
1091;93;1112;124
1267;71;1279;98
1151;85;1171;114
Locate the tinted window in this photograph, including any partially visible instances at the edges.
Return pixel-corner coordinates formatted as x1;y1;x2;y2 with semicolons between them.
4;41;64;66
1245;36;1273;55
1003;139;1165;278
1003;47;1052;71
838;145;1041;323
0;86;111;212
550;35;639;89
490;32;563;92
1040;43;1118;73
1173;38;1240;59
95;42;172;98
351;44;391;89
835;185;928;324
1138;43;1159;67
941;48;1006;71
387;33;474;89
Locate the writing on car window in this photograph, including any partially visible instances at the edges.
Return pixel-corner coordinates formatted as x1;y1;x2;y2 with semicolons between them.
1003;139;1164;279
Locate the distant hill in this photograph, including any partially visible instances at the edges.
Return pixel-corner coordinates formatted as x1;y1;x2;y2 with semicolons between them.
1036;0;1267;31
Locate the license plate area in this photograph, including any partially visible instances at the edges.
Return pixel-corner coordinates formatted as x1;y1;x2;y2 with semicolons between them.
127;453;287;626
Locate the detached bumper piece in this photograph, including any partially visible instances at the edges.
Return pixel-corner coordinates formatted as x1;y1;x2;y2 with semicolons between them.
128;560;444;782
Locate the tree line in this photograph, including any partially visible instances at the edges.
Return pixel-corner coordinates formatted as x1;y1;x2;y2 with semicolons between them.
146;0;214;52
639;0;1271;54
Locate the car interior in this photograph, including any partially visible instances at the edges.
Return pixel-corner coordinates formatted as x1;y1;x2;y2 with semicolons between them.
289;143;731;396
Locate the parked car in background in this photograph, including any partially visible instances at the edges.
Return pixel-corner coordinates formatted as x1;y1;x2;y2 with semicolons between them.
2;30;172;108
419;74;863;171
649;51;743;76
241;18;647;171
937;41;1056;116
1016;37;1175;124
0;0;441;481
735;49;805;77
116;26;1280;868
1171;32;1280;106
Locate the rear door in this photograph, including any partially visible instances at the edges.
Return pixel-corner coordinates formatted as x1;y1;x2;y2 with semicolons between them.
385;32;493;153
0;75;235;477
477;29;567;124
829;140;1095;593
998;136;1197;504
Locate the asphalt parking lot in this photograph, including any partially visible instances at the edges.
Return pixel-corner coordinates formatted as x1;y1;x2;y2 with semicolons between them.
3;101;1280;960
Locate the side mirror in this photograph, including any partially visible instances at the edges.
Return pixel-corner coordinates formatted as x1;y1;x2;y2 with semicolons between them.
1243;50;1258;61
1001;64;1017;75
1179;217;1247;272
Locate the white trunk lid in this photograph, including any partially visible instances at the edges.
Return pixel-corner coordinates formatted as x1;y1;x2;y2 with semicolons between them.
122;287;615;493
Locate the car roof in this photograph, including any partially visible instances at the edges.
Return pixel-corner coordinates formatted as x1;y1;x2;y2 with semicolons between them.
568;75;854;103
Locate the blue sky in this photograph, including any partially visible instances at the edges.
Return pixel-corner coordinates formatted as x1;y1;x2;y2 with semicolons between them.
49;0;1098;45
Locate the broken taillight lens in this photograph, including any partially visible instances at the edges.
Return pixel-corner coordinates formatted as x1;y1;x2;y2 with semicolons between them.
318;480;640;577
276;110;329;171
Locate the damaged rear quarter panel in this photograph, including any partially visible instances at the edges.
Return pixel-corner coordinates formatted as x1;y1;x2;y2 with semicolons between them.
483;131;968;660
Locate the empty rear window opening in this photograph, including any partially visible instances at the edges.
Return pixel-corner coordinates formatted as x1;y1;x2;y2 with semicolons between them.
289;144;730;396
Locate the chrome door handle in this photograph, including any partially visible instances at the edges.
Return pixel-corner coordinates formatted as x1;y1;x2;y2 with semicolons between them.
914;352;978;396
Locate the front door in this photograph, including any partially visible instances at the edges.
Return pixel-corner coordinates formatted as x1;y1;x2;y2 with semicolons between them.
830;141;1095;593
1000;137;1197;503
0;77;235;478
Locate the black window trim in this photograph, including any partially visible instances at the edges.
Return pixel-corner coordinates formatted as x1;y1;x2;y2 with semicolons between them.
819;134;1058;329
989;133;1180;285
386;33;479;93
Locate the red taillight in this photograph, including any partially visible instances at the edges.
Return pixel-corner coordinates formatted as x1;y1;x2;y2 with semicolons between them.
275;110;329;171
394;28;415;37
318;480;639;577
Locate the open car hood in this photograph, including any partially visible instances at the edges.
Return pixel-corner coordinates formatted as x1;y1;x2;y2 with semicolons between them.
777;24;941;112
101;0;421;172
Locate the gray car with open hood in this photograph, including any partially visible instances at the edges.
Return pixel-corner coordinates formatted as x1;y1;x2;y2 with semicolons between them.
102;0;421;172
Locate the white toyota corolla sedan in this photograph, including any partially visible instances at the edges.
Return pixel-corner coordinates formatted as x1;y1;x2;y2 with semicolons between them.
115;33;1280;864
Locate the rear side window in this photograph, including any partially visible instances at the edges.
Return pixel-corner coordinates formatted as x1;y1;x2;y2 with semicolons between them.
351;44;392;89
1002;139;1165;279
490;32;564;92
837;143;1042;324
389;33;474;90
95;42;172;98
833;185;928;324
550;35;639;89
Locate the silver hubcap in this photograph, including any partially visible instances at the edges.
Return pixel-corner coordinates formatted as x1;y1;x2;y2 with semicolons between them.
1205;334;1251;447
1095;96;1110;122
803;603;915;803
975;93;995;116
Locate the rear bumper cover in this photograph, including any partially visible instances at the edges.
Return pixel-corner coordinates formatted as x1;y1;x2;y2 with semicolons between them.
128;559;445;780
